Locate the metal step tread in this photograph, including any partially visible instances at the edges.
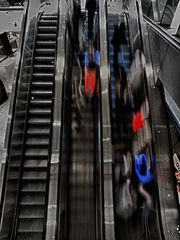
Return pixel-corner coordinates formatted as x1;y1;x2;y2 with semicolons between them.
31;90;53;96
21;182;46;192
39;19;57;26
33;72;54;78
30;99;52;105
28;118;51;124
34;64;54;69
34;56;54;62
24;149;48;158
29;108;51;115
27;128;50;136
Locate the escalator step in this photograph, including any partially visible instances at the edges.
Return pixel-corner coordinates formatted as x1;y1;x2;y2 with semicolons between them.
35;48;55;55
41;15;58;20
25;138;49;147
27;127;50;136
29;108;51;116
30;99;52;106
31;83;53;89
23;159;48;170
16;232;43;240
20;192;46;205
31;90;53;97
19;206;44;218
32;73;54;78
17;219;44;232
36;40;56;47
21;182;46;192
37;33;56;40
39;19;57;26
28;117;51;125
34;56;54;63
22;171;47;180
34;64;54;71
24;148;48;158
38;26;57;33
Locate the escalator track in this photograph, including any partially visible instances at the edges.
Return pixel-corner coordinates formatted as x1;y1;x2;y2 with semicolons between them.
12;13;58;240
67;99;96;240
107;12;162;240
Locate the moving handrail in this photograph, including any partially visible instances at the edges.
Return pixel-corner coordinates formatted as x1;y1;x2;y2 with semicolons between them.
143;15;180;51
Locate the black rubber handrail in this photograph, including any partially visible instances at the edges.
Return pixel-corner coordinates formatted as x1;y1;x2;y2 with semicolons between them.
143;15;180;51
43;9;59;240
137;2;165;240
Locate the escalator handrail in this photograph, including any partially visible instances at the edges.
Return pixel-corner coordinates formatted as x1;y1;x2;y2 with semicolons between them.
56;24;73;240
143;15;180;51
0;0;29;227
136;3;166;240
44;8;59;240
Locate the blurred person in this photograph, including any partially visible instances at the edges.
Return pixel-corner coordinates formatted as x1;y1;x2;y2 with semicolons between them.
72;55;85;129
86;0;97;39
73;0;82;52
84;39;99;98
111;22;133;157
127;49;146;111
115;151;137;219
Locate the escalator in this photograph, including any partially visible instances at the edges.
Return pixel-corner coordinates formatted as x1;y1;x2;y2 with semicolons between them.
67;100;96;240
0;13;58;240
107;12;162;240
13;13;57;240
57;6;102;239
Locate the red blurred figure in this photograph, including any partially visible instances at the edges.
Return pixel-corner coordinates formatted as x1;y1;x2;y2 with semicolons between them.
84;67;96;97
132;111;144;133
84;40;99;98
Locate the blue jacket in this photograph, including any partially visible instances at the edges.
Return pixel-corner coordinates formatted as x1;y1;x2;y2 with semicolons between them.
85;49;99;66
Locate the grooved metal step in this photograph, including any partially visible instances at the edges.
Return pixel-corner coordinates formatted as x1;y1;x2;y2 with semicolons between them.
31;90;53;97
30;99;52;106
17;219;44;232
25;138;49;147
33;72;54;78
16;233;43;240
21;183;46;192
34;56;54;63
37;33;56;40
27;127;50;137
34;64;54;70
41;15;58;20
38;26;57;33
39;20;57;26
29;108;51;116
31;82;53;88
35;48;55;55
36;40;56;47
22;171;47;181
